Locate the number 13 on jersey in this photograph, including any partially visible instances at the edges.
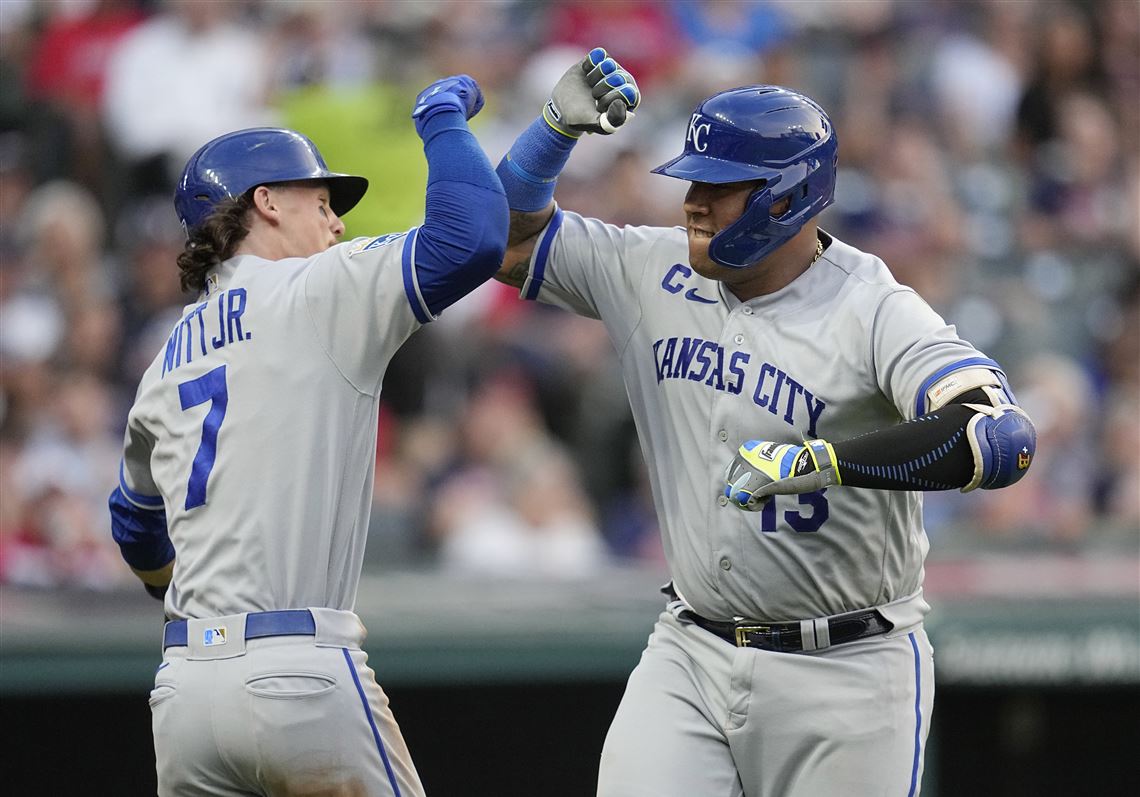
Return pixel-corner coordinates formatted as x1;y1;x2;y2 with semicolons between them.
178;365;228;510
759;489;829;533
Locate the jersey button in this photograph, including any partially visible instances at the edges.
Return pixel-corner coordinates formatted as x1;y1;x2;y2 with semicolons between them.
742;306;753;315
718;430;728;442
734;334;745;345
719;557;732;571
718;495;729;507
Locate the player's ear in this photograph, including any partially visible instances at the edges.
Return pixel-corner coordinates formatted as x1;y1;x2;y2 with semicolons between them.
769;196;791;217
249;185;280;223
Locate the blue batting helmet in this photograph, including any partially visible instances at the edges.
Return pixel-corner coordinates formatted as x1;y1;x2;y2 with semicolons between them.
652;86;838;268
174;128;368;234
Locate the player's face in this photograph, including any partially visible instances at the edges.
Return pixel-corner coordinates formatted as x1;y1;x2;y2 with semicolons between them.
269;183;345;257
683;180;760;279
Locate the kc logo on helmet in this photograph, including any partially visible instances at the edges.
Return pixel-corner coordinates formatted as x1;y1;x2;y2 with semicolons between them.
687;114;712;153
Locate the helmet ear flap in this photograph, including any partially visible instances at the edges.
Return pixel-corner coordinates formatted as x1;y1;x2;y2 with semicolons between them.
709;183;777;267
708;143;837;268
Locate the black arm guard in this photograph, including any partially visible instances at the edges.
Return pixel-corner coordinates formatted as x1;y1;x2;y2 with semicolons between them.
830;390;990;491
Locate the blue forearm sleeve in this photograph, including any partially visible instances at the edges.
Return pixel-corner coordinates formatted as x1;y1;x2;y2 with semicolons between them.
413;109;509;316
495;115;578;211
108;487;175;571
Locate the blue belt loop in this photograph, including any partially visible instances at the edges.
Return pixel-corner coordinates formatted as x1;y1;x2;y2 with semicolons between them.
163;609;316;650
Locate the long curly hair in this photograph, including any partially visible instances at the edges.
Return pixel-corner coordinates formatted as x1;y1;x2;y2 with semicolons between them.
176;194;254;293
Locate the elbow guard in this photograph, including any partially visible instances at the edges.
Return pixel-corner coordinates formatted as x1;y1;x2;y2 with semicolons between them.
961;404;1037;491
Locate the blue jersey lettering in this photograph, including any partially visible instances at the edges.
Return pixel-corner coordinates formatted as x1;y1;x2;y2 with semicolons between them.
690;341;715;386
673;337;701;379
753;362;776;408
212;293;226;349
727;352;749;395
782;376;804;425
651;342;825;431
803;389;825;438
653;338;750;396
162;289;254;378
227;288;249;343
190;303;209;358
751;362;828;433
661;264;688;295
657;338;677;383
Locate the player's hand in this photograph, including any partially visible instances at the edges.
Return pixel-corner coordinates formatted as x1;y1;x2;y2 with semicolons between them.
544;47;641;138
412;74;485;137
723;439;841;511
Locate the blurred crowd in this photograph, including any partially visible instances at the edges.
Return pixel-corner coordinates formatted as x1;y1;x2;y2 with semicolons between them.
1;0;1137;591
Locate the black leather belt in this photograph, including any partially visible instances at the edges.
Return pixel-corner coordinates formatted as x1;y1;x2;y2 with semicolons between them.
684;609;892;652
664;584;892;652
163;609;316;650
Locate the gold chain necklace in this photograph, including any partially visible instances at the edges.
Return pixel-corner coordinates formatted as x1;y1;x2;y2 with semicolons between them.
809;236;824;267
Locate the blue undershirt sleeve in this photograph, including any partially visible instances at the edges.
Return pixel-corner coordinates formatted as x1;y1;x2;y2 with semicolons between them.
108;487;175;572
413;109;509;316
494;115;578;211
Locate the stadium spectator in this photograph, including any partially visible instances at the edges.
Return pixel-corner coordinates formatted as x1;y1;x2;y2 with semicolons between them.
2;0;1136;589
428;369;608;579
23;0;144;194
102;0;275;198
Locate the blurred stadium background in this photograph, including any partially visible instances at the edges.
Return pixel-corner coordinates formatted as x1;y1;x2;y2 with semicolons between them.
0;0;1137;794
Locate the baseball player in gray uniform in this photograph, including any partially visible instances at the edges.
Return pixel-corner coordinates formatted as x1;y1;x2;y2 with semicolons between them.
108;75;508;796
494;51;1037;796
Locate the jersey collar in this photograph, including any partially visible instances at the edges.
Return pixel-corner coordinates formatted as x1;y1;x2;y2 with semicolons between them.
721;230;836;318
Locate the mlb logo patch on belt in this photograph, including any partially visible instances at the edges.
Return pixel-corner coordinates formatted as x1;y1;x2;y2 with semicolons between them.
203;626;227;646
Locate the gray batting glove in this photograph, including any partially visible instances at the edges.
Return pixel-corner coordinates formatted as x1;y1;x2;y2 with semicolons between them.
544;47;641;137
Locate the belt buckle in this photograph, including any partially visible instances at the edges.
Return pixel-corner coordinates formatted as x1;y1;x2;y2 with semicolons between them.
733;624;770;647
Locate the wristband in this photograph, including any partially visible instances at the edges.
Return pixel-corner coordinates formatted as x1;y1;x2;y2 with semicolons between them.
804;439;842;485
495;115;578;211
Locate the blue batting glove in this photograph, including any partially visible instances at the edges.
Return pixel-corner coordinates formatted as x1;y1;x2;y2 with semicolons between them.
412;74;484;138
583;48;640;130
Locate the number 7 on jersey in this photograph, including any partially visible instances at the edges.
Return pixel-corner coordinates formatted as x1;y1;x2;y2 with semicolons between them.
178;365;228;510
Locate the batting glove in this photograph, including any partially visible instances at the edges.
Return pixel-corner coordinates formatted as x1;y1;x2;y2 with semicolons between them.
723;439;842;511
545;47;641;138
412;74;485;138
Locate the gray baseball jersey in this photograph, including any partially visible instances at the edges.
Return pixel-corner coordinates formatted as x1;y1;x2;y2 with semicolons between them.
120;231;430;796
520;210;982;626
119;232;420;621
520;209;963;795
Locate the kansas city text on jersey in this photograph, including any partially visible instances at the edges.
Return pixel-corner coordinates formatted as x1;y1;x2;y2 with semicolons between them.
653;336;826;437
161;288;252;377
